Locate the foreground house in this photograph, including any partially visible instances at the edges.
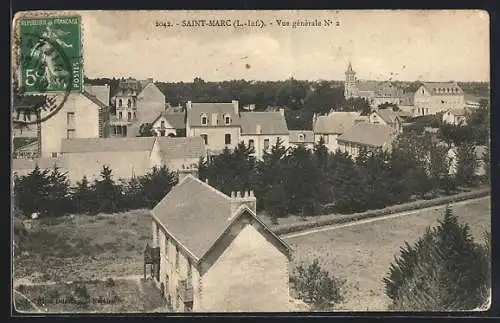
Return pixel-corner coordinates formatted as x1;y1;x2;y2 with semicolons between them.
337;123;398;159
149;174;293;312
312;111;361;152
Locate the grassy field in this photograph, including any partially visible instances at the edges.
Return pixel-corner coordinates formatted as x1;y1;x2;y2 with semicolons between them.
14;278;166;313
284;196;491;311
14;209;152;283
14;196;490;312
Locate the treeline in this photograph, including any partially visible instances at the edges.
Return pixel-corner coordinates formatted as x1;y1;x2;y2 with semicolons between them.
199;133;488;222
85;77;371;129
13;165;178;218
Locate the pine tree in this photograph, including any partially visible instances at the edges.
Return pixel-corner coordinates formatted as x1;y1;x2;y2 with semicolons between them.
456;142;478;187
383;206;490;311
46;167;71;216
92;165;121;214
72;176;94;214
14;165;51;216
139;166;178;208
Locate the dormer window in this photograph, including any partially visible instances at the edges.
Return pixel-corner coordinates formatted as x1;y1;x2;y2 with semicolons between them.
298;133;305;142
201;114;208;125
224;115;231;125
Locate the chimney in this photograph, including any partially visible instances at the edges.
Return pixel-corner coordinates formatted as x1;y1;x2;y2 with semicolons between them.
232;100;239;115
177;164;198;182
229;189;257;216
256;124;261;134
279;108;285;116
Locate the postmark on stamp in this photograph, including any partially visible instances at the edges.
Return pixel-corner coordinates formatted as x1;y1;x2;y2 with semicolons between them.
12;14;83;125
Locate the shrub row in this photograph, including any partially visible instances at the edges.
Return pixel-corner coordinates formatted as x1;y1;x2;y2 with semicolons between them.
272;187;491;236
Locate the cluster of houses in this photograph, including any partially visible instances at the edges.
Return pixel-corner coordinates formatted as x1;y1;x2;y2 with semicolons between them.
11;70;488;312
12;70;487;185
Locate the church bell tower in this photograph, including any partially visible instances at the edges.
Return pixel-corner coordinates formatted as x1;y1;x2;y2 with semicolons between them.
344;62;358;99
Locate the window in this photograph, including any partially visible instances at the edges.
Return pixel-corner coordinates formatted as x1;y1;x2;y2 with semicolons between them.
119;112;123;120
224;115;231;125
322;135;329;144
264;139;270;150
225;134;231;145
248;139;255;149
52;152;58;158
118;99;122;107
67;129;75;139
66;112;75;127
201;134;208;145
201;114;208;125
127;99;131;108
128;112;132;121
298;134;305;142
133;112;136;119
160;120;165;128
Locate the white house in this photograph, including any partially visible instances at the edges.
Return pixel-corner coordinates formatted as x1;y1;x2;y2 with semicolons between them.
442;108;468;126
312;111;361;152
413;82;465;116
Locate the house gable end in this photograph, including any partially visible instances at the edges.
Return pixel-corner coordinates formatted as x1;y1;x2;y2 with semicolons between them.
197;208;292;276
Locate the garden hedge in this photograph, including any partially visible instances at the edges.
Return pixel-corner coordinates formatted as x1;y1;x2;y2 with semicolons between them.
272;188;490;236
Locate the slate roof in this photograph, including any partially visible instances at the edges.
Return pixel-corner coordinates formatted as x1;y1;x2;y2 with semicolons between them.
187;102;240;127
313;112;360;134
375;83;404;98
83;84;110;106
151;175;235;259
151;112;186;129
239;112;288;135
337;123;397;148
138;82;165;101
136;104;166;125
357;80;381;92
374;108;401;125
422;82;464;96
61;137;156;153
156;137;206;160
289;130;315;143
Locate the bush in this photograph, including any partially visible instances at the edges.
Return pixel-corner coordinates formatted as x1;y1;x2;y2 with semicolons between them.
291;259;346;310
383;206;490;311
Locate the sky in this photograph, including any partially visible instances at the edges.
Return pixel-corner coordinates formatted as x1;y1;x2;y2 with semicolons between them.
31;10;490;82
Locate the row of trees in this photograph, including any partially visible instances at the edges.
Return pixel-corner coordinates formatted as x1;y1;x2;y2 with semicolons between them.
13;165;178;218
294;207;490;311
199;132;486;222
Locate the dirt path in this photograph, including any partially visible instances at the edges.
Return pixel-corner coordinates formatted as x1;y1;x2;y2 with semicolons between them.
13;274;144;288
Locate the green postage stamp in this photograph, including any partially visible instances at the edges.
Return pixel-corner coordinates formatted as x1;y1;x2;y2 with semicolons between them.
17;15;83;94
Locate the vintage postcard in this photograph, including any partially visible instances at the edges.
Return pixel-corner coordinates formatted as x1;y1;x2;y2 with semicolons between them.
11;10;491;313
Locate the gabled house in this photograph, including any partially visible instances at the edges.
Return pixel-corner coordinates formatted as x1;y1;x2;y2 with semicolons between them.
149;112;186;137
186;101;242;155
149;175;293;312
239;110;289;159
39;85;111;158
372;82;405;108
337;123;398;159
368;108;403;133
413;82;465;116
58;136;206;184
312;111;361;152
288;130;315;150
110;78;166;137
442;108;468;126
12;156;66;178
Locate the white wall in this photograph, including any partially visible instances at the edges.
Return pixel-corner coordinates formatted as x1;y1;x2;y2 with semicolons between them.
41;94;100;158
